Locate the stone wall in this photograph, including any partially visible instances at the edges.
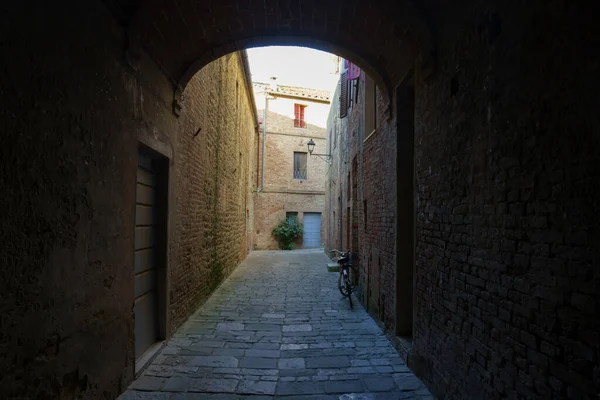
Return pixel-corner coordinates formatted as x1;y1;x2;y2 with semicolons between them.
0;1;256;398
411;1;600;398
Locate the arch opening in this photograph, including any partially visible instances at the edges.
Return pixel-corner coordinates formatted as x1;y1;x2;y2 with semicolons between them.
127;0;435;102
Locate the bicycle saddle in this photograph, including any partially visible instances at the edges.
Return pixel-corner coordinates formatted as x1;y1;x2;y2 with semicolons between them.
337;256;350;264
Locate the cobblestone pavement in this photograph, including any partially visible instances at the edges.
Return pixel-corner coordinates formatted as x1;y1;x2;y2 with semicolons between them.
119;250;433;400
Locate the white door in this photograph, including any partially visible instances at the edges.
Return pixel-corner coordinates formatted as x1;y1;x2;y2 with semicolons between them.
303;213;322;248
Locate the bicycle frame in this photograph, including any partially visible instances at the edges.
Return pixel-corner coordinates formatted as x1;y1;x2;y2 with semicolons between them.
329;249;355;308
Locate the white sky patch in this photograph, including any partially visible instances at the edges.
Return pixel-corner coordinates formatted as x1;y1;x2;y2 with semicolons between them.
246;46;339;93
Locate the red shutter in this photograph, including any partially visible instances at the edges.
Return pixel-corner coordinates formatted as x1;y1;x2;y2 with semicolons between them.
340;72;348;118
300;106;306;128
294;104;300;127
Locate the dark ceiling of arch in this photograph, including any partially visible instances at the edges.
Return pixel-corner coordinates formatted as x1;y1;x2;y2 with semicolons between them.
107;0;434;94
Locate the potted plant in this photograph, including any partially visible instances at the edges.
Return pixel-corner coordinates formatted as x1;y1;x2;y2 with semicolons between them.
272;217;303;250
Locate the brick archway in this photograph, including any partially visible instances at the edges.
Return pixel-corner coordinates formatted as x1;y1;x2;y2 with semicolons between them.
128;0;434;96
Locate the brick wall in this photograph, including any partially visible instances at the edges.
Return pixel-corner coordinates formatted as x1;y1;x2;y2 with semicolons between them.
0;2;256;398
3;0;599;399
327;4;600;396
360;87;398;330
254;92;328;250
169;53;257;334
411;1;600;398
325;72;398;330
254;193;326;249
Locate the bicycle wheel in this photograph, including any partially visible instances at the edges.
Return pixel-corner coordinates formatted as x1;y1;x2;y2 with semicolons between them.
346;278;353;308
338;270;350;297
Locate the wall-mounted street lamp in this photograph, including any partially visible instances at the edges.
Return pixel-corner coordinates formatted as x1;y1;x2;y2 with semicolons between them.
307;139;332;164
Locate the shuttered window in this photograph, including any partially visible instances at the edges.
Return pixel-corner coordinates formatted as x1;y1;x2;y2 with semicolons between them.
340;71;348;118
294;104;306;128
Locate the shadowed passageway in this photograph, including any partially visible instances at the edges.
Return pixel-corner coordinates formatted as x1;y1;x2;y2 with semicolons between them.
119;250;432;399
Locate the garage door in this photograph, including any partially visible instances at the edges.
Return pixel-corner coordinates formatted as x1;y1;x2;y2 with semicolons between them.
303;212;322;248
134;153;159;359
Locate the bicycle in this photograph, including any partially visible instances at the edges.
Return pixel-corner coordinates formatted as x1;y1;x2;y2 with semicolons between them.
329;249;357;308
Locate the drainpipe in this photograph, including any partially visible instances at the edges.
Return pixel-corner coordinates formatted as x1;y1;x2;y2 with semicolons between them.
260;98;267;192
328;181;331;250
339;191;343;250
259;77;277;192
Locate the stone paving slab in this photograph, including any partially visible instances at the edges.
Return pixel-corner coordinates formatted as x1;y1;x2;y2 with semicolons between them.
118;250;433;400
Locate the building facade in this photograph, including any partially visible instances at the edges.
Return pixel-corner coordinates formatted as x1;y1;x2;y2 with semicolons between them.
253;80;331;250
326;62;392;315
326;61;416;367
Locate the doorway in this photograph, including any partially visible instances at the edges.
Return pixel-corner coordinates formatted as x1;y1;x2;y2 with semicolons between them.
302;212;322;248
134;146;169;370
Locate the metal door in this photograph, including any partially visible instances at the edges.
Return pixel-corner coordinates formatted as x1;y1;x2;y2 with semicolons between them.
303;212;322;248
134;153;159;359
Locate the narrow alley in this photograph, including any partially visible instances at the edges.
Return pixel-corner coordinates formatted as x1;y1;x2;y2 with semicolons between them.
4;1;600;399
119;250;431;400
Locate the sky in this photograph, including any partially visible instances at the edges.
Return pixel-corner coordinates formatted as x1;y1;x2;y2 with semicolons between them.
246;46;340;93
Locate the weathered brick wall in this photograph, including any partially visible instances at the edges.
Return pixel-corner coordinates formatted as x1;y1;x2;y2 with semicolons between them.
260;124;326;192
254;193;325;249
411;1;600;398
0;1;256;398
169;53;257;334
254;94;328;250
325;72;398;330
324;83;344;254
360;85;398;330
1;3;146;398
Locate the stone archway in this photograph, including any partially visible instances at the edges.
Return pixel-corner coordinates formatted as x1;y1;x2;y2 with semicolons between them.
126;0;435;96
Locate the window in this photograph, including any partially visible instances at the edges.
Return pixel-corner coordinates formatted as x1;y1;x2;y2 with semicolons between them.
294;104;306;128
340;72;348;118
286;212;298;224
293;152;307;179
365;75;378;135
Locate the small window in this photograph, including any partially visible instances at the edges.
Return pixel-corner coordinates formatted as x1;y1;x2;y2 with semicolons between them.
286;212;298;224
293;152;307;179
340;72;348;118
294;104;306;128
